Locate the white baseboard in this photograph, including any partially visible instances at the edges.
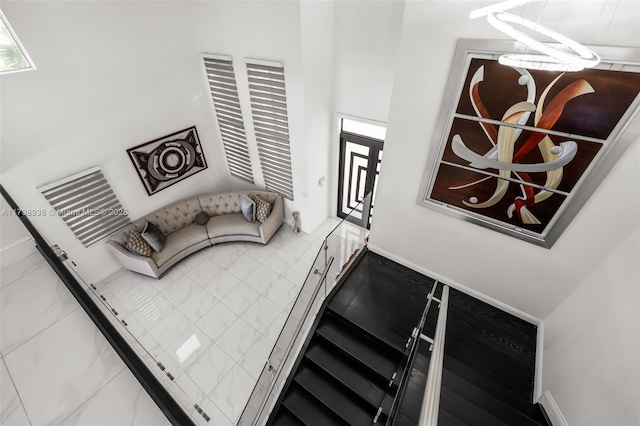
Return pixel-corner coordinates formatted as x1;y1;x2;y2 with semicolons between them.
539;390;569;426
0;238;37;267
534;322;544;402
367;244;542;325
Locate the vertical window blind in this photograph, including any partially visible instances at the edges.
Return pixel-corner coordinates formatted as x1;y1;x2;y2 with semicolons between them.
39;166;130;247
246;60;294;201
202;54;254;183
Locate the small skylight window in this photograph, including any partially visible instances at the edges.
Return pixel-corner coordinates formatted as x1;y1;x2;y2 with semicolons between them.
0;10;36;75
342;118;386;141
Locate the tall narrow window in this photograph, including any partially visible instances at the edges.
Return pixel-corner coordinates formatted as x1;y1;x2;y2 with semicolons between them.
246;59;294;200
202;54;254;183
0;10;36;74
39;167;130;247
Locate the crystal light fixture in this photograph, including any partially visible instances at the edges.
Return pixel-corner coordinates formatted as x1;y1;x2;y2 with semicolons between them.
470;0;542;19
471;0;601;72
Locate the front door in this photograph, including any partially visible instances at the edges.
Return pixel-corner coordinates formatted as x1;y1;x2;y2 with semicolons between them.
337;131;383;229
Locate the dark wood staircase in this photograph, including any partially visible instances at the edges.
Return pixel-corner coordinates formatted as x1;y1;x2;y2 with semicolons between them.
267;252;551;426
269;252;431;425
272;310;404;425
393;288;551;426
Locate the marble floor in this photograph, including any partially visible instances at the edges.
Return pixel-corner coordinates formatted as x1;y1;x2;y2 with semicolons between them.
0;252;170;426
88;219;367;425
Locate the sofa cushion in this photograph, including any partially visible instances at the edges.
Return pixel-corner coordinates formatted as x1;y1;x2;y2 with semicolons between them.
251;191;278;205
151;223;209;267
199;191;280;217
199;192;243;217
254;195;272;223
206;213;261;239
240;194;255;222
144;197;202;235
127;230;152;257
141;221;166;252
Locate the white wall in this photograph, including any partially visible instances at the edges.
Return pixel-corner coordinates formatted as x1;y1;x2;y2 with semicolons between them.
299;1;335;229
333;0;405;123
369;0;640;319
541;226;639;425
329;0;405;218
0;1;230;282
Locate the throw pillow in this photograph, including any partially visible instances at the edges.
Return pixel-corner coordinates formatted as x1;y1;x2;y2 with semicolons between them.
240;194;256;223
195;211;210;225
254;195;273;223
127;229;152;257
141;221;166;252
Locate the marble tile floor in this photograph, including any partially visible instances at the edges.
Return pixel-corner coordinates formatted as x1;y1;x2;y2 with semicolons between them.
0;251;170;426
90;220;367;425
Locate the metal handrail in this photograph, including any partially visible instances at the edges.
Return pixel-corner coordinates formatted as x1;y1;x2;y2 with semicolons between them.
384;280;439;425
418;285;450;426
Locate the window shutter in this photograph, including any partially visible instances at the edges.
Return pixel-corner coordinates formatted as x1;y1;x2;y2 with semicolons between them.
246;60;294;201
39;167;130;247
202;54;254;183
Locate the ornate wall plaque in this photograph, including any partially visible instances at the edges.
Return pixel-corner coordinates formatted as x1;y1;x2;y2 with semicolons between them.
127;127;207;195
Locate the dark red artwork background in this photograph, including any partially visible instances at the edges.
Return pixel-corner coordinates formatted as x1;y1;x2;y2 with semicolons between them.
429;58;640;234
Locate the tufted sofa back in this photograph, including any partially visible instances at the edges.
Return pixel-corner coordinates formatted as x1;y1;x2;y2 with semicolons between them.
198;191;278;217
110;190;281;246
142;197;202;235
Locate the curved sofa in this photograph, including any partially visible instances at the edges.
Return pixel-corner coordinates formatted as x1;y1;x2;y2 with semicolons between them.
106;190;283;278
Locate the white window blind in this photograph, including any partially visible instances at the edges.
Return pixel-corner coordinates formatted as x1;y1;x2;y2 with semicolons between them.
39;166;130;247
246;59;294;200
202;54;254;183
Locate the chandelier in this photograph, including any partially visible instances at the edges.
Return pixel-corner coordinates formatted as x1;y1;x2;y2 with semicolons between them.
471;0;602;72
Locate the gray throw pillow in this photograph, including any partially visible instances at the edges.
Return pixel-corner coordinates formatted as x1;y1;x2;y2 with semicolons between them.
195;211;209;225
141;221;166;252
241;194;255;223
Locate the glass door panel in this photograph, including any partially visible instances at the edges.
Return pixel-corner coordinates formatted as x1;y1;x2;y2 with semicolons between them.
337;131;383;229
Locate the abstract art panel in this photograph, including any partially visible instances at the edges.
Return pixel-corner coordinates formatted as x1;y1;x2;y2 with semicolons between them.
420;40;640;247
127;127;207;195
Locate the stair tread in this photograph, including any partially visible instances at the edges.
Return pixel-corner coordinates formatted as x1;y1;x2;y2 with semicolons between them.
282;387;345;426
272;408;305;426
442;354;537;417
442;366;543;426
306;341;389;409
327;307;407;354
295;364;376;426
327;252;433;353
393;412;419;426
438;407;469;426
446;288;536;401
440;385;510;426
316;318;399;380
444;330;535;399
448;288;537;359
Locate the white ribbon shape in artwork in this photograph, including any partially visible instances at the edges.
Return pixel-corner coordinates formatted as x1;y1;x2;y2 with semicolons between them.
451;134;577;173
